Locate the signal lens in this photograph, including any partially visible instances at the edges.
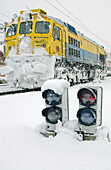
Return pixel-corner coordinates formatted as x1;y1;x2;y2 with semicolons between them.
77;108;96;126
43;90;61;105
78;88;96;106
42;107;62;124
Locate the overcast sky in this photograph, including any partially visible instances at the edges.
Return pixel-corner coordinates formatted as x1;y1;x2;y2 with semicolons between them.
0;0;111;52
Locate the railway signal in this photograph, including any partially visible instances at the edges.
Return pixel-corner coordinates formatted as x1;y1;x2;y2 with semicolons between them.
77;86;103;140
41;79;69;137
0;23;4;33
0;22;8;33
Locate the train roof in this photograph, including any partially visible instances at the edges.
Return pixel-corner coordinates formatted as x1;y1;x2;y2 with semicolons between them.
18;9;105;50
78;31;104;49
45;15;77;35
45;14;104;49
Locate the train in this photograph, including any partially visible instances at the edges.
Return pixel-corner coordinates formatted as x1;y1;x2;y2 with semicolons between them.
106;53;111;76
0;51;5;67
2;9;106;88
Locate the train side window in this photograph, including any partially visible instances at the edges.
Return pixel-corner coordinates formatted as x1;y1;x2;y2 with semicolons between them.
6;24;17;37
75;40;78;47
69;48;73;56
74;49;78;57
78;51;80;57
71;37;73;45
69;36;71;44
74;39;76;46
74;49;76;56
69;48;71;55
53;25;60;41
78;41;80;48
71;48;73;55
76;50;78;57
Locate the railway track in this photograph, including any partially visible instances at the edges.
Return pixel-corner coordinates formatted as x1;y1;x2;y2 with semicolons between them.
0;84;41;96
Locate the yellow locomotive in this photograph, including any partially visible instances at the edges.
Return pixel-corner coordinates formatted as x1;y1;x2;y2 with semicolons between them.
3;9;106;88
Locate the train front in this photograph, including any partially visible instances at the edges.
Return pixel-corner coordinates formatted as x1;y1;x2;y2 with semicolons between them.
4;9;55;88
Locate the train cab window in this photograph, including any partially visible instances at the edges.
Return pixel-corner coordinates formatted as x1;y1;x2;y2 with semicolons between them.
35;21;50;33
19;22;32;34
6;24;17;37
53;25;60;41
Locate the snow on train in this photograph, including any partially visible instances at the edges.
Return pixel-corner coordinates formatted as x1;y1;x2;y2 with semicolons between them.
1;9;106;88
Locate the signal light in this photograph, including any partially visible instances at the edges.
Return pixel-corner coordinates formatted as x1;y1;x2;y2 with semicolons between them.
42;89;61;106
77;108;96;126
78;88;96;106
42;106;62;124
41;79;69;137
77;86;103;139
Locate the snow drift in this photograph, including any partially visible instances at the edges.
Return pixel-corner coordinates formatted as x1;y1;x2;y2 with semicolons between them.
0;37;56;88
0;78;111;170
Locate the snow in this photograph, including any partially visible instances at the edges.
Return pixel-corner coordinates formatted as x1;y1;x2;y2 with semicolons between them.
19;36;32;54
20;10;33;21
0;36;56;88
0;65;13;74
41;79;70;95
0;77;111;170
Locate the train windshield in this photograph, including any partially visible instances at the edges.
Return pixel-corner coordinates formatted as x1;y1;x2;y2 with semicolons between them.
6;24;17;37
35;21;50;34
19;22;33;34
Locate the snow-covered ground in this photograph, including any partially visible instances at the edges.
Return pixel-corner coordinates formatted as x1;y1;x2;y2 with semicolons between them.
0;78;111;170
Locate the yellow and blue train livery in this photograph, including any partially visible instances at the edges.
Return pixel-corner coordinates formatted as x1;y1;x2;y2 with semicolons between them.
4;9;106;87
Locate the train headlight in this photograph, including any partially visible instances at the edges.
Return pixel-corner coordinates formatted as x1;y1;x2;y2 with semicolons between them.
42;43;46;48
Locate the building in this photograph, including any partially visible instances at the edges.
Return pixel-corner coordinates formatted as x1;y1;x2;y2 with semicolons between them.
106;52;111;75
0;50;5;67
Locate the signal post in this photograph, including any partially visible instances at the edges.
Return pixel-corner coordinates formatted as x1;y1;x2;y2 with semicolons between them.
76;86;103;140
41;79;69;137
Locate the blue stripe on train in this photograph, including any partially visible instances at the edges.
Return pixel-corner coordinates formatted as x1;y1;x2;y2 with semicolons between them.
65;43;100;66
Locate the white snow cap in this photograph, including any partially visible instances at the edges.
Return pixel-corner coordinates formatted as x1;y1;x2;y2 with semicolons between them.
41;79;70;95
21;10;32;21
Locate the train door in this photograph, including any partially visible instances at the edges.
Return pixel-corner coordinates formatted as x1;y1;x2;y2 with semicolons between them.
5;23;18;57
52;24;62;56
